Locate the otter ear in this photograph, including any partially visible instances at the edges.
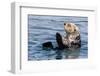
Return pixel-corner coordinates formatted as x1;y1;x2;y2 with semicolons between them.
74;29;76;31
73;25;77;32
74;25;79;32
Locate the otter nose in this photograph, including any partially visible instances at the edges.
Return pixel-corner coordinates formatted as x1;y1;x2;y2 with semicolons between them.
64;23;66;25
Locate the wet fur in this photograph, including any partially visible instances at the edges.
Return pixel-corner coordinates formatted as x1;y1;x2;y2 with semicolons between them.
56;23;81;50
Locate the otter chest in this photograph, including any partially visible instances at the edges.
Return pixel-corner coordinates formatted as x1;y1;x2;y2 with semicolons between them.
63;33;81;48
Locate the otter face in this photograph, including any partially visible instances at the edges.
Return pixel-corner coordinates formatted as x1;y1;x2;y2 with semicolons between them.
64;23;78;33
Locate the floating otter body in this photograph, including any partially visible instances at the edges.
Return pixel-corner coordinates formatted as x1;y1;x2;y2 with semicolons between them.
56;32;81;50
42;23;81;50
56;23;81;50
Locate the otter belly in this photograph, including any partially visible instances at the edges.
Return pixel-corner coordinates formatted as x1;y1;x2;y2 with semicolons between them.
63;34;81;49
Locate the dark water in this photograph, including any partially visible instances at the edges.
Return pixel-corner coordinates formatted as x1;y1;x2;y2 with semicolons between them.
28;15;88;61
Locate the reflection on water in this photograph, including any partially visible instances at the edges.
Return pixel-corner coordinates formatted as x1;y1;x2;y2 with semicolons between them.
28;15;88;61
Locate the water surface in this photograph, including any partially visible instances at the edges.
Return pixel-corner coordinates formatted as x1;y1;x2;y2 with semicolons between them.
28;15;88;61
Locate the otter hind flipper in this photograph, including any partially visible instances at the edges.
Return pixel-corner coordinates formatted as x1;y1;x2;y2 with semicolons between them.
42;42;53;49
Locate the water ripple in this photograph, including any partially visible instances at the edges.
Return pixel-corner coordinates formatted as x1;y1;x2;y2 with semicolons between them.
28;15;88;60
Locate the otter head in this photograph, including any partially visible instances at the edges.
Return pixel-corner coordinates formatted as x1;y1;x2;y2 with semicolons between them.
64;23;79;34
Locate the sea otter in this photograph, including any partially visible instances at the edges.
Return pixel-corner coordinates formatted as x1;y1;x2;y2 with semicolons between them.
42;23;81;50
56;23;81;50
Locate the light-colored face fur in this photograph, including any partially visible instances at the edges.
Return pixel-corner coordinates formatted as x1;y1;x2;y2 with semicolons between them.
64;23;79;34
